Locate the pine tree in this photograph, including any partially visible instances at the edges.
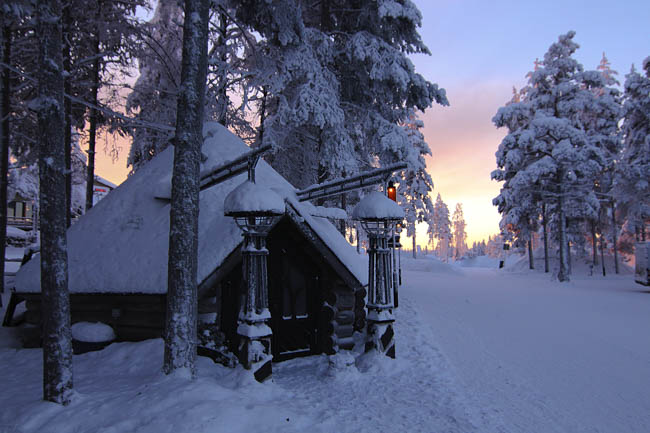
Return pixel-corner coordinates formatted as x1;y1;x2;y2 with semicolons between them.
164;0;210;376
126;0;183;172
452;203;467;259
616;58;650;242
492;32;605;281
36;0;73;404
431;193;451;261
397;110;435;259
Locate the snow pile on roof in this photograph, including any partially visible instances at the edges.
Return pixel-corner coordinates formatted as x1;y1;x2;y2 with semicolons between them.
308;206;347;220
94;175;117;189
224;180;285;215
352;191;404;220
6;226;28;240
16;123;366;293
71;322;116;343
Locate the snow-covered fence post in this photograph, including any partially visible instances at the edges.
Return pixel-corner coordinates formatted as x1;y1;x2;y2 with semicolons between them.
353;191;404;359
224;178;284;382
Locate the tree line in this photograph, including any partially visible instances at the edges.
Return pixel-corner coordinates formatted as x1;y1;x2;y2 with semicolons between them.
0;0;446;404
492;32;650;281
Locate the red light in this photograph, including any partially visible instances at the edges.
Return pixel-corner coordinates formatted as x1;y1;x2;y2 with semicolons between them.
387;182;396;202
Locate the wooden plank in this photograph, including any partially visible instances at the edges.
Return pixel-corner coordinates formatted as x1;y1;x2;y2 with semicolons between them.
2;293;24;326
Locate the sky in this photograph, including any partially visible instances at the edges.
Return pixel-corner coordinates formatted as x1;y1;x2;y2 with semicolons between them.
93;0;650;246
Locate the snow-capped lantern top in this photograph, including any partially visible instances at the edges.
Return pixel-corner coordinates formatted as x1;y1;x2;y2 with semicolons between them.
224;180;285;217
352;191;404;221
224;180;285;234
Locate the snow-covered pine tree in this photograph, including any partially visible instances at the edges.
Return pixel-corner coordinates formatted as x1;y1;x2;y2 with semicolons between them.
164;0;210;377
492;77;540;270
583;53;623;274
204;3;257;143
616;58;650;242
126;0;183;173
493;32;604;281
431;193;452;261
452;203;467;259
397;110;435;259
35;0;73;404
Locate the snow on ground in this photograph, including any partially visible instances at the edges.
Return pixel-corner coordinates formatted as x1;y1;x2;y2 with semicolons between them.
403;255;650;433
0;285;476;433
1;254;649;433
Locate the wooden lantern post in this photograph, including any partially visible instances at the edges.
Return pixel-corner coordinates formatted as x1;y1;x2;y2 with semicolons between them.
353;191;404;358
224;171;283;382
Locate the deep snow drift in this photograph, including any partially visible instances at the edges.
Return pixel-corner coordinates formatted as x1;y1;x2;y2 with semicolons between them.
1;254;649;433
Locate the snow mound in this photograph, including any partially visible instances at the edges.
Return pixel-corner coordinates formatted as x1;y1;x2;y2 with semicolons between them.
352;191;404;220
6;226;28;240
505;251;634;276
223;180;285;216
71;322;116;343
401;256;462;275
456;256;500;268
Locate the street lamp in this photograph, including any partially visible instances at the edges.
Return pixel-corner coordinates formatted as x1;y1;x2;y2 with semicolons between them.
224;179;284;381
352;191;404;358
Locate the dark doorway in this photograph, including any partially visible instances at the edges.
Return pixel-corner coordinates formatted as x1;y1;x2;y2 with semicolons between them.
267;219;321;361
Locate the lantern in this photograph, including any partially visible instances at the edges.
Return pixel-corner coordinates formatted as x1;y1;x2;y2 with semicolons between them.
387;181;397;202
224;180;284;381
353;191;404;358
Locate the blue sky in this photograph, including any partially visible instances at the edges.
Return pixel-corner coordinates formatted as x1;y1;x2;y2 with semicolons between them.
409;0;650;244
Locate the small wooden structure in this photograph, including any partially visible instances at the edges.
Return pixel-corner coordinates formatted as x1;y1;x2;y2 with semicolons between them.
635;242;649;286
11;123;368;363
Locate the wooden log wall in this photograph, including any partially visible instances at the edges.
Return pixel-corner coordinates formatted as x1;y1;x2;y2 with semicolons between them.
21;293;167;345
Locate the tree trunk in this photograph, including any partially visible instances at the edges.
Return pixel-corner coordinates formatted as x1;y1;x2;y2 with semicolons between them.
591;221;598;266
0;22;11;304
558;195;569;282
36;0;73;404
528;238;534;270
85;13;101;212
216;12;228;127
163;0;210;376
611;201;619;274
542;203;549;273
599;227;606;277
412;229;416;259
258;87;266;147
339;195;346;235
63;4;72;226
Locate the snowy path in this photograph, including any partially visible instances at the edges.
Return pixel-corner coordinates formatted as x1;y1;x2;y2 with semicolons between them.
404;264;650;433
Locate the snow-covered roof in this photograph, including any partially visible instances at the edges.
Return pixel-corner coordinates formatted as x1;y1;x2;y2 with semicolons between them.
16;123;366;294
93;175;118;189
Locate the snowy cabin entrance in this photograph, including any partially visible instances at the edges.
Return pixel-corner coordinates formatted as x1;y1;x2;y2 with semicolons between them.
215;210;363;363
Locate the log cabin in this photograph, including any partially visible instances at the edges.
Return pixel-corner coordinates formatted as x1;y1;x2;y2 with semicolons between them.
11;123;368;362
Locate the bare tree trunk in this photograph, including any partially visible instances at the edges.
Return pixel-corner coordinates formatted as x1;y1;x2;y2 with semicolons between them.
164;0;210;376
338;189;346;236
0;22;11;305
85;12;101;212
591;221;598;266
216;12;228;127
258;87;266;147
611;201;619;274
558;195;569;282
599;227;606;277
542;203;549;273
63;4;72;226
36;0;73;404
412;228;416;259
528;238;534;270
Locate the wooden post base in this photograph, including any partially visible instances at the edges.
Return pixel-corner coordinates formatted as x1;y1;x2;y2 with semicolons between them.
365;319;395;359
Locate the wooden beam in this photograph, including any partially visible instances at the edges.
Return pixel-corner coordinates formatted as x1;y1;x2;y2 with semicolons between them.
199;144;271;191
296;162;407;202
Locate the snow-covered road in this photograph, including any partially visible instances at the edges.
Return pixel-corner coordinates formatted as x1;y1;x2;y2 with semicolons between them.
404;263;650;433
